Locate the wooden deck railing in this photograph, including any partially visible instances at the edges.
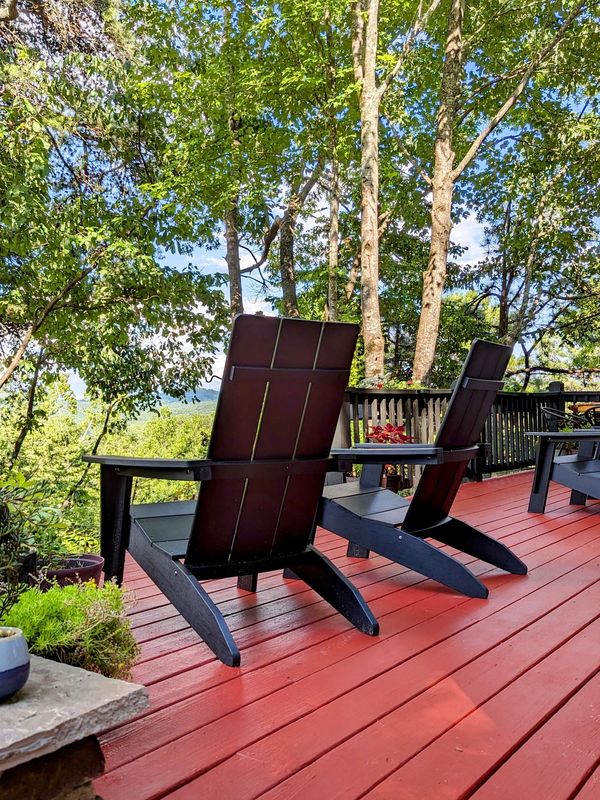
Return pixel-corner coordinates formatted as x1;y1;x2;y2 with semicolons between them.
342;382;600;482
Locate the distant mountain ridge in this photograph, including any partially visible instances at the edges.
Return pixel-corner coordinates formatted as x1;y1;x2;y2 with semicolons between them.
160;388;220;404
74;388;219;422
145;388;219;419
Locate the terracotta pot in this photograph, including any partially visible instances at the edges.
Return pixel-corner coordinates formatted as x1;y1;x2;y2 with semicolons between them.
41;554;105;590
0;627;30;702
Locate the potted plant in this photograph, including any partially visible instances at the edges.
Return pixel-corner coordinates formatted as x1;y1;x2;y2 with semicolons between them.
0;627;30;701
366;423;414;492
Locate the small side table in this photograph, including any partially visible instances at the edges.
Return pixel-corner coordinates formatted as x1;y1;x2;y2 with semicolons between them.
0;655;148;799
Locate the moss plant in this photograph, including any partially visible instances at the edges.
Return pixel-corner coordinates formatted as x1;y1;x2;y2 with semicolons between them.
1;581;139;679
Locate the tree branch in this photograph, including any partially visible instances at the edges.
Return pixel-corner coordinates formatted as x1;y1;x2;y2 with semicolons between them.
240;161;323;275
507;365;600;377
0;266;95;391
8;348;45;468
63;399;122;506
453;0;588;179
378;0;443;98
396;139;433;185
345;253;361;300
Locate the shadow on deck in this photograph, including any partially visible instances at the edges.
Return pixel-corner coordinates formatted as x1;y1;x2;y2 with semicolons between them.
96;471;600;800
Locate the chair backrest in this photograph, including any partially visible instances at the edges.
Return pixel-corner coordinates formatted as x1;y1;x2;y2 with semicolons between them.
402;339;512;532
185;315;358;567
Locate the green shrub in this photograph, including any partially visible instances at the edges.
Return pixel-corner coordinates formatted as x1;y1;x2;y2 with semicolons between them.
1;581;139;679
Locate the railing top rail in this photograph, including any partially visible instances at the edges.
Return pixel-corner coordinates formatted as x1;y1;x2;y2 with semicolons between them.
346;387;600;400
342;383;600;480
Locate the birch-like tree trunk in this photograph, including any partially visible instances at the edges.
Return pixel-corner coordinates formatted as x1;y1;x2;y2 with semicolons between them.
325;10;339;322
354;0;384;378
412;0;465;383
411;0;586;381
327;153;340;321
352;0;442;378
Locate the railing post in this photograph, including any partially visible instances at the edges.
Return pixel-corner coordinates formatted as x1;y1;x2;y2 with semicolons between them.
546;381;565;432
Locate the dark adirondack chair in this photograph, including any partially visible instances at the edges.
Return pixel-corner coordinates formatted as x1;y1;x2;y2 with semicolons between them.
84;315;378;667
527;429;600;513
319;339;528;599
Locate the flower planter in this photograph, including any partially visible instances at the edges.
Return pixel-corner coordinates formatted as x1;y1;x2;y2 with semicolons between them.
0;627;30;701
41;554;105;590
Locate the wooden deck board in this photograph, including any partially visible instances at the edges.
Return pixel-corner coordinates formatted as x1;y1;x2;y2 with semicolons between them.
96;473;600;800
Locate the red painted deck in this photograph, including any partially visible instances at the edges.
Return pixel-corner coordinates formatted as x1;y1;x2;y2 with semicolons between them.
96;472;600;800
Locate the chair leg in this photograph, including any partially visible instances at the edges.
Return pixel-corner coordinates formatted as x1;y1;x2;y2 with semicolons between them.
570;489;587;506
424;517;528;575
237;574;258;592
99;466;132;585
347;542;370;559
289;548;379;636
528;438;556;513
282;567;299;580
128;527;241;667
320;505;488;599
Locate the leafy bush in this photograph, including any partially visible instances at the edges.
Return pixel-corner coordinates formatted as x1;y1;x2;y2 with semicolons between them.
0;478;69;615
0;490;29;618
1;581;139;679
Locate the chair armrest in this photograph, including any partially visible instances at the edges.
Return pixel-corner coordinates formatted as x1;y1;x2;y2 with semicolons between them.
83;455;338;481
526;430;600;442
330;444;444;467
82;455;211;481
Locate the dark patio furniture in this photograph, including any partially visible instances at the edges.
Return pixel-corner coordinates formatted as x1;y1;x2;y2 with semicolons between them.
527;429;600;513
84;315;379;667
572;403;600;426
318;339;528;599
541;406;589;431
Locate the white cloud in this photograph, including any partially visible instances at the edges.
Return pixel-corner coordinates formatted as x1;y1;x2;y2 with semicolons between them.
68;371;87;400
244;297;275;315
452;214;488;265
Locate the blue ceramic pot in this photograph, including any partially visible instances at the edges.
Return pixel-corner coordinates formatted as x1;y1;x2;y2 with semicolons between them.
0;627;30;701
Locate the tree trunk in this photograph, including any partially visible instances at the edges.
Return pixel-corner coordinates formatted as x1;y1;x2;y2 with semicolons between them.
356;0;384;378
327;152;340;321
412;0;465;384
325;10;339;322
223;3;244;319
498;200;512;340
279;198;300;317
224;199;244;317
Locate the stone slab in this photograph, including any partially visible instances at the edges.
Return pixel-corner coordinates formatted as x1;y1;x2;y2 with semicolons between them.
0;656;148;772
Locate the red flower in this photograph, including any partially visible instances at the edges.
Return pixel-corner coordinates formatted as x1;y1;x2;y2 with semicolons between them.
366;424;413;444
